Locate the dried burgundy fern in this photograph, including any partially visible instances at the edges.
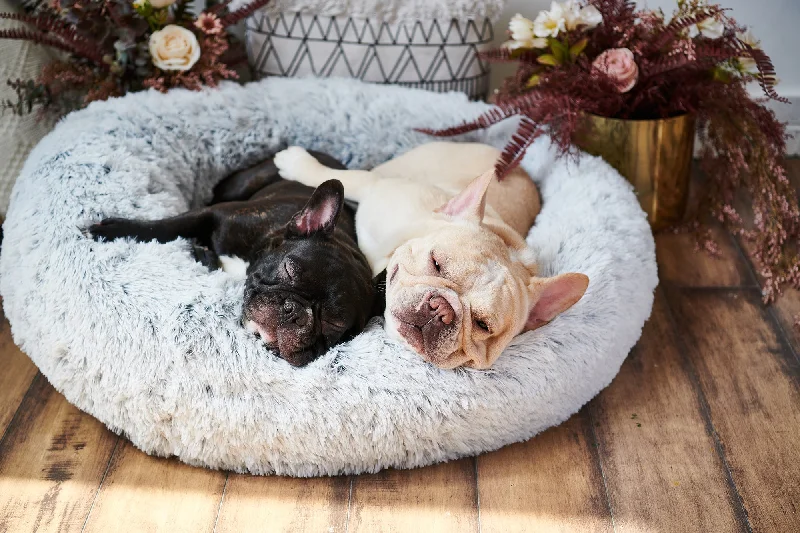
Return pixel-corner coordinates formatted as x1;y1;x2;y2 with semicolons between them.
0;27;105;64
424;0;796;302
646;6;724;53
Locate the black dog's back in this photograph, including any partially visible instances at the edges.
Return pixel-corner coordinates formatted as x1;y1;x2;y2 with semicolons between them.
212;151;348;203
205;152;357;260
213;152;358;224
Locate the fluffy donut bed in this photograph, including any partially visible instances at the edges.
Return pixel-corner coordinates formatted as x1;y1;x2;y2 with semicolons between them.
0;77;657;476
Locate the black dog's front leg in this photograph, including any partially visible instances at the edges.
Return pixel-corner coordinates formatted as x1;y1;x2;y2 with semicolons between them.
89;209;221;268
89;208;214;246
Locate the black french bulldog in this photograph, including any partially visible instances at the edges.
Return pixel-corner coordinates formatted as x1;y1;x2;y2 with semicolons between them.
90;152;382;367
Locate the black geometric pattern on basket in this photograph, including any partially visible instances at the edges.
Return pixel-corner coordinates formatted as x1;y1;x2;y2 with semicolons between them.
245;11;494;100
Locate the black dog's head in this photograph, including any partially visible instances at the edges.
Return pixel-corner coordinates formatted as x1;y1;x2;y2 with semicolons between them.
242;179;375;366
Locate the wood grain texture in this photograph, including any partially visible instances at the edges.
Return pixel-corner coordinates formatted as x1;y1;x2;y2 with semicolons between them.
591;291;743;532
0;317;38;437
215;473;350;533
82;440;227;533
348;459;478;533
655;226;755;288
0;377;118;533
668;288;800;531
477;414;612;533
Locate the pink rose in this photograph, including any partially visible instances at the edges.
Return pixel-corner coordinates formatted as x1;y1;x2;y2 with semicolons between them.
592;48;639;93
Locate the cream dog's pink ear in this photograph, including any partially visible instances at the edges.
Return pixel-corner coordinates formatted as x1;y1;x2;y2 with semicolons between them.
524;273;589;331
434;169;494;223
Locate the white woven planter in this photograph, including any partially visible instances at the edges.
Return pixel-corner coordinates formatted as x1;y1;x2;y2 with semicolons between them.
242;0;505;100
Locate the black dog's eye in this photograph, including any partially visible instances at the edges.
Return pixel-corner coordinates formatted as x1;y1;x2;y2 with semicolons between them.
322;319;347;332
475;319;490;332
430;252;441;273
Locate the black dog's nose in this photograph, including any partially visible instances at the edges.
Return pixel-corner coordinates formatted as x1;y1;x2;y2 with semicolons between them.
283;299;309;326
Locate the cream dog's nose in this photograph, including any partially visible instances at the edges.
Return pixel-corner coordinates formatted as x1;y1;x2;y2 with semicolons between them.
428;294;455;325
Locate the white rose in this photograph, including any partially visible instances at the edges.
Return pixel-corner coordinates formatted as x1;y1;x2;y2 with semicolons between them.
149;0;177;8
564;1;603;31
502;37;548;50
737;29;761;72
579;5;603;29
690;17;724;39
533;1;567;38
509;13;536;42
562;1;582;31
149;25;201;72
737;29;759;47
506;14;547;49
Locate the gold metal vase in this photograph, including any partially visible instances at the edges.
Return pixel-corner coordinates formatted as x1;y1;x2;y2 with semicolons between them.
574;113;696;231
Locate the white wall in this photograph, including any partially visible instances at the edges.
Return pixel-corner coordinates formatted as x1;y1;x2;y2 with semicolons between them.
491;0;800;97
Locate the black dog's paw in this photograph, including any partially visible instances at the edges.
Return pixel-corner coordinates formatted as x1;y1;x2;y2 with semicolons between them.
192;244;221;270
88;218;140;242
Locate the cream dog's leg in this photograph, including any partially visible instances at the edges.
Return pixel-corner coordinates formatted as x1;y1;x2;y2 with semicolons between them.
274;147;377;202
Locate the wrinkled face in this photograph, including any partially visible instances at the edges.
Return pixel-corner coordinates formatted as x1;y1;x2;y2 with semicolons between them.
243;180;375;367
383;169;589;370
384;221;532;369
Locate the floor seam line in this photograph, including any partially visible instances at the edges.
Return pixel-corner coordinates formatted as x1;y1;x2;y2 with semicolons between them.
344;476;354;533
587;407;618;533
0;372;42;448
212;471;230;533
80;436;121;533
661;285;753;533
474;457;482;533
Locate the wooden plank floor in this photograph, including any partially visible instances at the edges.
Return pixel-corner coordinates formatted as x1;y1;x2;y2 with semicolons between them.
2;164;800;532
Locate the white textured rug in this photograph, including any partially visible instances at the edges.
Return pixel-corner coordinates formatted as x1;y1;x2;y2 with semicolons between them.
0;77;657;476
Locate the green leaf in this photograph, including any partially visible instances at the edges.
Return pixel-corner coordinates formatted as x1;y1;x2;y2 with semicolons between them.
151;9;169;28
569;37;589;59
133;1;153;18
712;65;732;83
526;74;541;87
548;38;569;63
537;54;559;66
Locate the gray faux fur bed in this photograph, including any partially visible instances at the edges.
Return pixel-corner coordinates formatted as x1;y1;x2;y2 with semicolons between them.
0;77;657;476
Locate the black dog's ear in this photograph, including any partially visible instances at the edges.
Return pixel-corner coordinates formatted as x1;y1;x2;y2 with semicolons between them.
287;179;344;237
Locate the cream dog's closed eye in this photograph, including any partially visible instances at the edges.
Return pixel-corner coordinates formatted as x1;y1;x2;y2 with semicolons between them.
274;142;589;369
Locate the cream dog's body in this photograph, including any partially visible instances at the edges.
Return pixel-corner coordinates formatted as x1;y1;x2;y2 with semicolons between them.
275;142;588;369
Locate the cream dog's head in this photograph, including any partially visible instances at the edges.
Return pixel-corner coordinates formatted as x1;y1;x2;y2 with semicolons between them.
384;171;589;369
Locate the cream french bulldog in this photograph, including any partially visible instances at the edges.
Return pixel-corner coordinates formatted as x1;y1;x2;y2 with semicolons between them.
274;142;589;369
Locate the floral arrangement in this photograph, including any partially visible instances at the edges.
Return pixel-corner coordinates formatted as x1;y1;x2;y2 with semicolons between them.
423;0;796;303
1;0;271;115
